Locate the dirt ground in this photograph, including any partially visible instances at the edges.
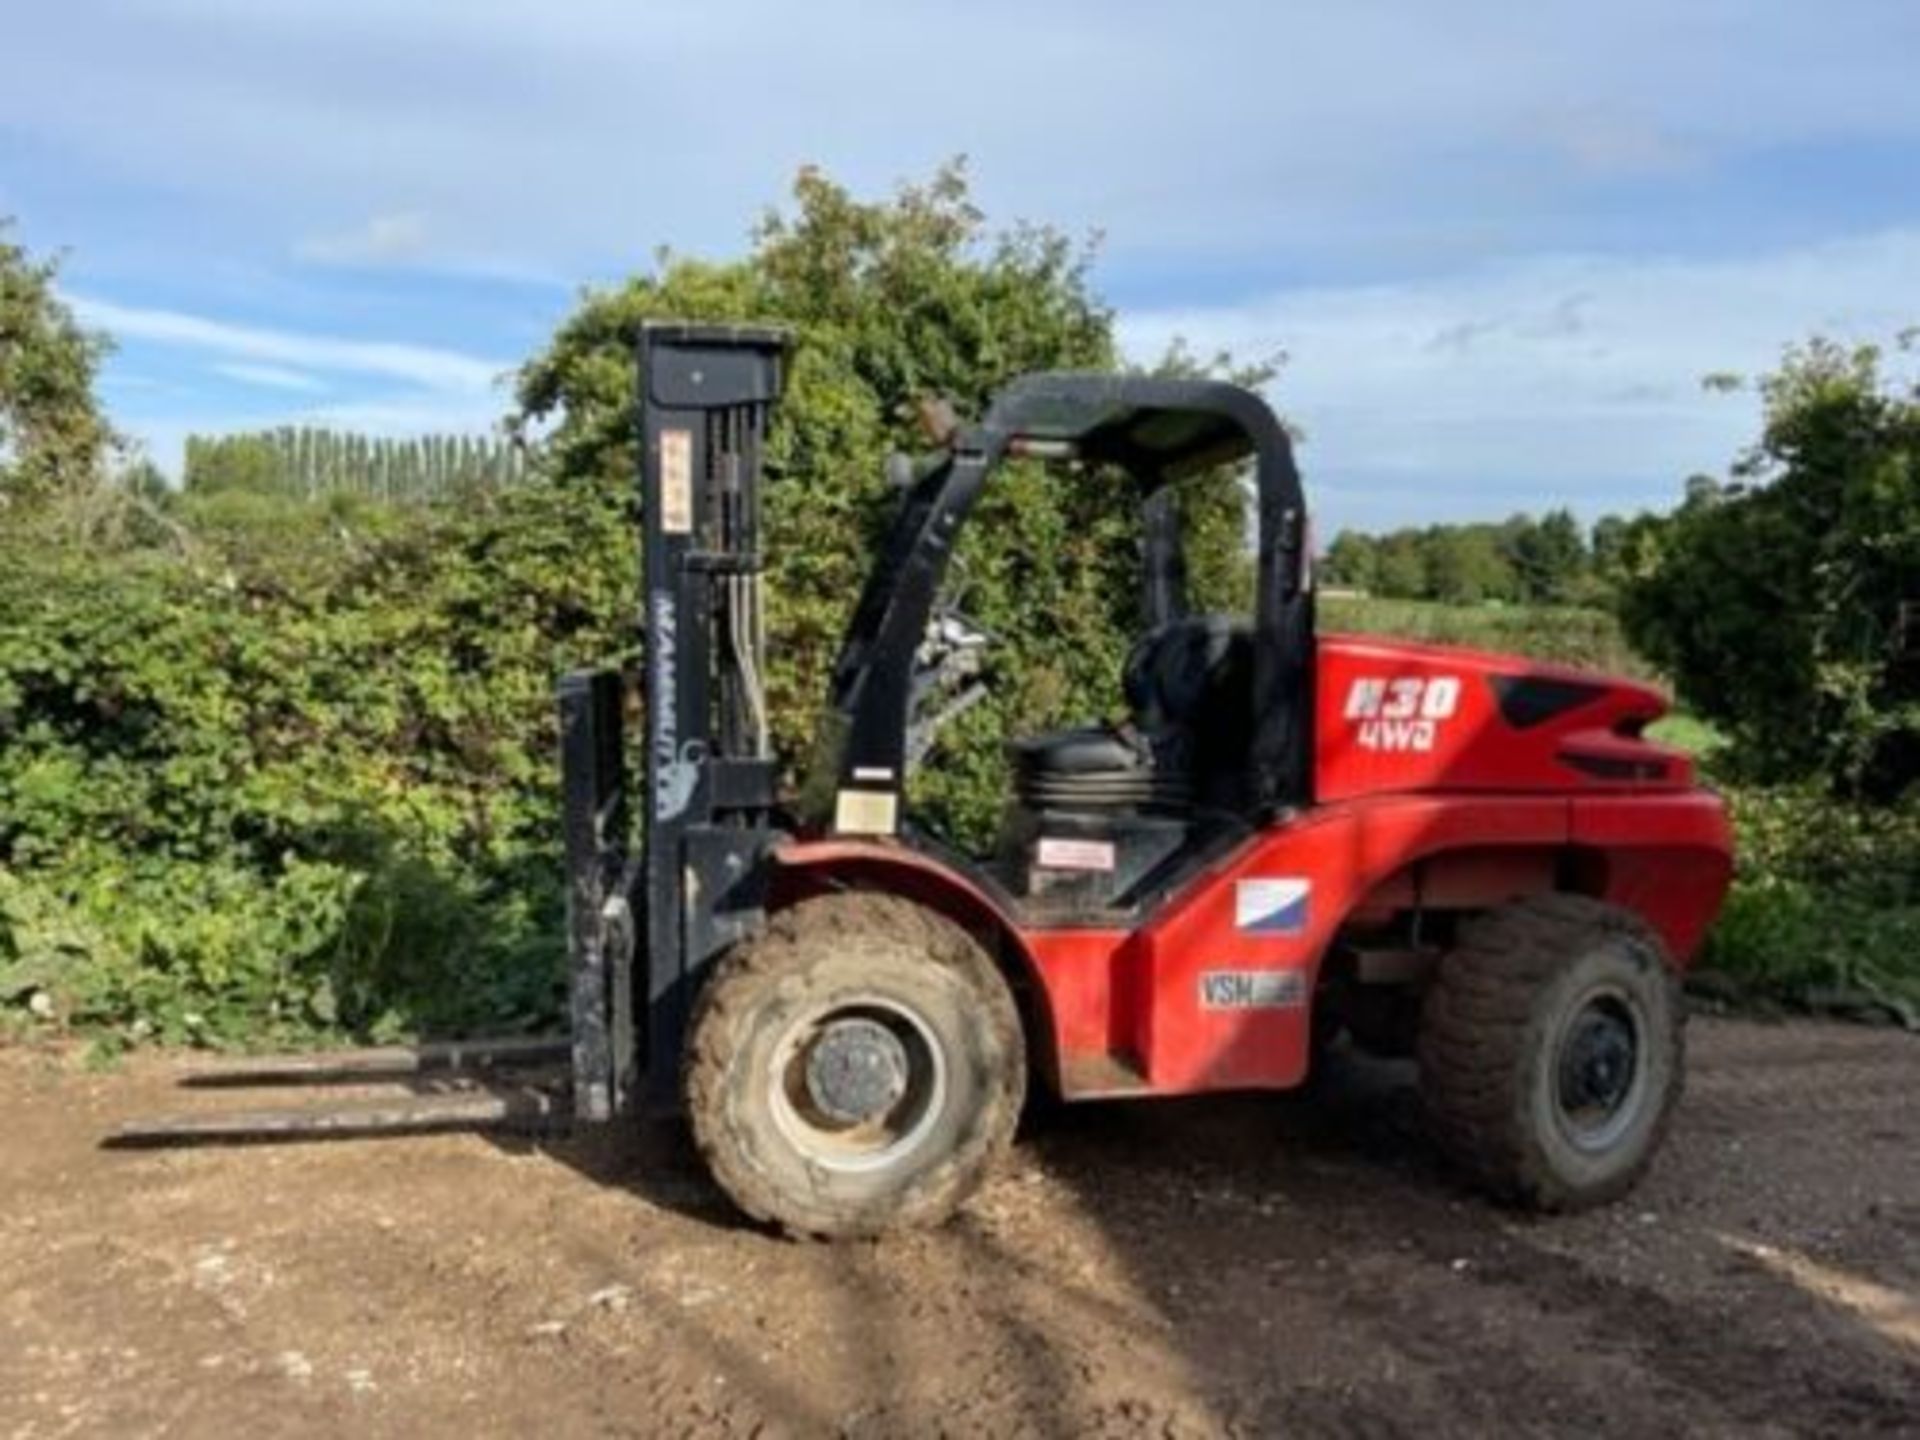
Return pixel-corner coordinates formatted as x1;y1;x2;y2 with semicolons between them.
2;1017;1916;1439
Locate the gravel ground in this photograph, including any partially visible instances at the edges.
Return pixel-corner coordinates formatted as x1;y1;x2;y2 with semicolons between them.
2;1016;1915;1438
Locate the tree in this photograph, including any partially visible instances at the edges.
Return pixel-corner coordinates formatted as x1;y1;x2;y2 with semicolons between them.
181;428;529;502
1590;514;1629;580
1320;531;1379;591
117;456;170;504
1620;338;1920;798
1505;508;1588;605
185;434;283;495
1370;531;1429;598
1424;525;1513;604
1591;511;1669;595
1683;473;1727;509
0;220;115;506
514;161;1250;841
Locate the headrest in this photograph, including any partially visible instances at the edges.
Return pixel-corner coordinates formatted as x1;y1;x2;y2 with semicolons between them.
1122;616;1251;730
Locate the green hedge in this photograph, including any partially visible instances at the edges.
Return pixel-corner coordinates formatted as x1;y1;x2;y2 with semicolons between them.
0;485;634;1047
1698;787;1920;1023
5;505;1912;1045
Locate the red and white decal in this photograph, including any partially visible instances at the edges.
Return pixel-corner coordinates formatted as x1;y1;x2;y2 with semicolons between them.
1036;837;1117;872
1344;675;1462;753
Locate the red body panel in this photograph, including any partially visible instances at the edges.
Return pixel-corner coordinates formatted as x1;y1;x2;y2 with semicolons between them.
1316;633;1692;800
1570;791;1734;960
777;638;1734;1103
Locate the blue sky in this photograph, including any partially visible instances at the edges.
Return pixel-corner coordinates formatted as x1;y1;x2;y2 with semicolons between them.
4;1;1917;533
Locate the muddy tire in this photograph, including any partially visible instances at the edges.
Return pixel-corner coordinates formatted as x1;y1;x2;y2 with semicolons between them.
685;892;1025;1238
1417;893;1684;1212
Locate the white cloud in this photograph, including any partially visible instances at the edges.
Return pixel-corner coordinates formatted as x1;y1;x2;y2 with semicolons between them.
72;296;514;475
12;3;1918;511
6;3;1917;275
296;211;431;267
1120;228;1920;532
97;372;177;395
69;296;505;395
214;362;326;393
292;397;512;437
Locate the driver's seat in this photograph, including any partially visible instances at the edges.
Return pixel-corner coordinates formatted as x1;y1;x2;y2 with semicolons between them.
1009;615;1254;812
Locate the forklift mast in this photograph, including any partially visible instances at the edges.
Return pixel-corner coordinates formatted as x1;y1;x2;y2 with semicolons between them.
563;324;790;1121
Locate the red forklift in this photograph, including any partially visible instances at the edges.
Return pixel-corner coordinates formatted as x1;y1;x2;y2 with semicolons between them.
126;324;1733;1238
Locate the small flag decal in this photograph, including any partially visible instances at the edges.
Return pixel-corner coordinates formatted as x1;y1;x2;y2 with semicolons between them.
1235;878;1311;935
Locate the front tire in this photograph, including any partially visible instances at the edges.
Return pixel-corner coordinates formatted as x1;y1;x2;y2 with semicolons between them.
1417;894;1683;1212
685;893;1025;1238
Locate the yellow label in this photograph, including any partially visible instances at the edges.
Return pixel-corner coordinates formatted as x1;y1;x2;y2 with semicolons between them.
660;429;693;534
833;788;898;836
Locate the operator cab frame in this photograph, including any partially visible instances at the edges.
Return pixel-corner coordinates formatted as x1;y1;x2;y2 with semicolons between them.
808;373;1316;919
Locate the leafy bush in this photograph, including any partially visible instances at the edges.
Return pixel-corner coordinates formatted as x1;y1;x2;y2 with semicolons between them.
0;480;633;1046
0;219;116;506
1614;340;1919;1017
1699;787;1920;1022
1620;339;1919;798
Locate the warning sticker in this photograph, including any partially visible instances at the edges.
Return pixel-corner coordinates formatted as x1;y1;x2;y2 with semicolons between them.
660;429;694;534
833;788;898;836
1036;837;1117;872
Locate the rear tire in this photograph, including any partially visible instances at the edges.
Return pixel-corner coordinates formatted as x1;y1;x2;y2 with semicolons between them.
685;893;1024;1238
1417;894;1683;1212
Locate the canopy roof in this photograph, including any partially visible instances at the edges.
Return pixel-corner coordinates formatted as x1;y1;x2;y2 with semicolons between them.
980;372;1282;479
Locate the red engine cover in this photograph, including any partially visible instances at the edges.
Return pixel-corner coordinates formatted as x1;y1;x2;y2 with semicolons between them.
1314;633;1691;801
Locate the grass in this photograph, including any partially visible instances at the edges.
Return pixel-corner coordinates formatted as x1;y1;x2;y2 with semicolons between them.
1320;595;1650;677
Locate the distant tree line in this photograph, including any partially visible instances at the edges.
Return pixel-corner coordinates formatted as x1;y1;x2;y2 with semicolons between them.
1317;502;1691;608
183;427;532;503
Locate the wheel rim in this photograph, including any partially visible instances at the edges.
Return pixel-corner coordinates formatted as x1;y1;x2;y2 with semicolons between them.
767;996;948;1174
1550;984;1650;1154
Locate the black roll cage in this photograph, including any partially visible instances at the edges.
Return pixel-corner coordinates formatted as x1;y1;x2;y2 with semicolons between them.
819;372;1317;825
